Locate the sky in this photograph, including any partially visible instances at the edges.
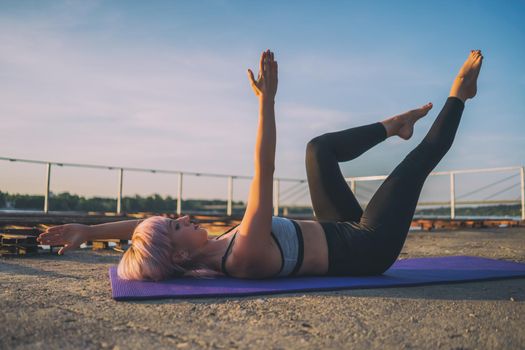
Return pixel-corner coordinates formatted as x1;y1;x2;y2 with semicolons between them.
0;0;524;209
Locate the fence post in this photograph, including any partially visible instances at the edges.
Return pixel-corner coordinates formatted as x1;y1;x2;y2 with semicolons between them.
520;166;525;220
44;163;51;213
227;176;233;216
350;179;356;195
176;172;183;215
450;172;456;219
274;178;280;216
117;168;124;215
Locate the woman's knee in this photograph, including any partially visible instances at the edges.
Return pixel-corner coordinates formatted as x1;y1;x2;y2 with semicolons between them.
306;137;323;161
307;135;324;148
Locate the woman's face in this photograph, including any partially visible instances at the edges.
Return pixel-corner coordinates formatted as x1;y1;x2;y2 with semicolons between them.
166;215;208;251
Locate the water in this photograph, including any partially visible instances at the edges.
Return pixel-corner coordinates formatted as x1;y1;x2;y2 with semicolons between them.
413;214;522;221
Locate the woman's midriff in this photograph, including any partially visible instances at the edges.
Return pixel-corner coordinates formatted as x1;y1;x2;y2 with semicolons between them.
295;219;329;276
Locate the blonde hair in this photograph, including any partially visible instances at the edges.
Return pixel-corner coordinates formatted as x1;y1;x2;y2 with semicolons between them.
117;216;223;281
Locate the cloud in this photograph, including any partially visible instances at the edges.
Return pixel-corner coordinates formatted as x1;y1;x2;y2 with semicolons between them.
0;2;522;200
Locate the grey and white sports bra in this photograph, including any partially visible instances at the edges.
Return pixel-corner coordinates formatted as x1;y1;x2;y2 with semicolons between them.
216;216;304;277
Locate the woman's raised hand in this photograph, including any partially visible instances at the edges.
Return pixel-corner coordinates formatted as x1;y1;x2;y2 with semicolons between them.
247;49;278;101
37;223;91;255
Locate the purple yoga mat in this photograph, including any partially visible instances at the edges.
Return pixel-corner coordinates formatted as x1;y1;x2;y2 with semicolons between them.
109;256;525;300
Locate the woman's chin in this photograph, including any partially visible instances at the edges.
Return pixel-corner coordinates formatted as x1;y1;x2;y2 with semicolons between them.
199;228;209;240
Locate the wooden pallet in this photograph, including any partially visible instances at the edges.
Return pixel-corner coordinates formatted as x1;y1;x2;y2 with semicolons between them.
1;214;523;253
0;233;39;257
411;218;522;231
87;239;129;252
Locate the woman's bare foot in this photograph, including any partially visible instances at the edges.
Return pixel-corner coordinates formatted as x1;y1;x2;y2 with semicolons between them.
449;50;484;103
381;102;433;140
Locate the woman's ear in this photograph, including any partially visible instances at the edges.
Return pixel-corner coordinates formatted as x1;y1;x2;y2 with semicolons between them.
172;249;190;265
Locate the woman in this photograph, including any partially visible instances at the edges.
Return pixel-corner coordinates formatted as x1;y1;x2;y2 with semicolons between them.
37;49;484;281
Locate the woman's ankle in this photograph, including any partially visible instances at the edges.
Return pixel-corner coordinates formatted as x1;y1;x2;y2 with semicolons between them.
380;119;396;138
448;94;467;106
449;93;466;104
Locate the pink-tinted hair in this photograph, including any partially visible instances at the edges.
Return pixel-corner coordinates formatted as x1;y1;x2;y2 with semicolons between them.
117;215;224;281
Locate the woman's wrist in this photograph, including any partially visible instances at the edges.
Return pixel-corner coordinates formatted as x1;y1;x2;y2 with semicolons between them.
259;96;275;107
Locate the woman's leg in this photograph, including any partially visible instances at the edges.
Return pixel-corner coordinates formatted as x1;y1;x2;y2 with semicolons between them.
359;50;483;274
305;122;387;222
305;105;433;222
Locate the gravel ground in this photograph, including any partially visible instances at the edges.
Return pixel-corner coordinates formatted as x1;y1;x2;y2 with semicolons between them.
1;227;524;350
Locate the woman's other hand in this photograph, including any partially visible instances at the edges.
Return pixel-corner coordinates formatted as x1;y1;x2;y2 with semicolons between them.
247;49;278;102
37;223;91;255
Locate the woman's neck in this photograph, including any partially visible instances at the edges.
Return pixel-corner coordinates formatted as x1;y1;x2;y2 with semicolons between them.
190;237;231;272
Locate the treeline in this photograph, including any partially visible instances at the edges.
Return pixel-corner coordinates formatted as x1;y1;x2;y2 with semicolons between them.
0;190;247;213
416;204;521;218
0;190;521;217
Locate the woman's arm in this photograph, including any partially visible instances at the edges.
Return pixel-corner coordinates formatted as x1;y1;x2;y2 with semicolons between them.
37;219;143;255
235;50;278;272
251;50;277;174
89;219;142;240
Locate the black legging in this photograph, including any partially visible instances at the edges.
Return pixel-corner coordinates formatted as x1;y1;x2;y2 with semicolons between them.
305;96;465;275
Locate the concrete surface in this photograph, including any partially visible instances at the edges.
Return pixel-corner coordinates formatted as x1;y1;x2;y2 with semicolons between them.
1;227;524;349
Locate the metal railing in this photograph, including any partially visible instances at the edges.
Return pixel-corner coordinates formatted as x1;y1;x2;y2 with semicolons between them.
1;156;524;220
348;165;524;220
